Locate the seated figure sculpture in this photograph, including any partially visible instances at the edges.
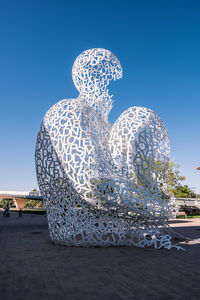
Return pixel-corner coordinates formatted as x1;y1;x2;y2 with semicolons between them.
35;48;178;249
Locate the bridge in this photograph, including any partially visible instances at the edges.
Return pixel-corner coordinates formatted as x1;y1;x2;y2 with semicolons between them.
0;191;200;211
0;191;43;209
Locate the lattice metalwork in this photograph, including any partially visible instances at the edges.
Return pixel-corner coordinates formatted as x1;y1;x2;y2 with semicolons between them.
35;48;180;249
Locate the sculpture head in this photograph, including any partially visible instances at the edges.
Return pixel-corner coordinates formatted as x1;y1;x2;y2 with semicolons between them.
72;48;123;95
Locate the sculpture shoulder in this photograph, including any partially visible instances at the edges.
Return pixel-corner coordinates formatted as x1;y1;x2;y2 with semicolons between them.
43;98;83;125
41;98;99;139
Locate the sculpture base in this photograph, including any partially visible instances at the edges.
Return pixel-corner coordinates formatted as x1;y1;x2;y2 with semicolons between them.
46;206;182;250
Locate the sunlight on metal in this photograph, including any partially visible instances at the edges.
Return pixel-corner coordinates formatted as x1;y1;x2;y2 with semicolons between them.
35;48;181;249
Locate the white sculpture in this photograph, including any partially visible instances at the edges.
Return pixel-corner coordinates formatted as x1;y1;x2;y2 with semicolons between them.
35;48;179;249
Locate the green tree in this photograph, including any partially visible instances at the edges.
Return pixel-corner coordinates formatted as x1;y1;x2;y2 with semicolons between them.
167;161;185;193
173;184;196;198
31;188;39;192
168;161;196;198
0;199;14;208
25;200;44;208
24;188;44;208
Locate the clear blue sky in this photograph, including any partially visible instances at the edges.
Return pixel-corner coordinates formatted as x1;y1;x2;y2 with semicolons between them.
0;0;200;193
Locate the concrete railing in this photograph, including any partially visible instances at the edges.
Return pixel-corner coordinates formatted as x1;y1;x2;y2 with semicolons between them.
175;198;200;209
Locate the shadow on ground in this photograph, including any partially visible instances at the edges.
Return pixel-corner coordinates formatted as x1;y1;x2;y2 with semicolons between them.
0;212;199;300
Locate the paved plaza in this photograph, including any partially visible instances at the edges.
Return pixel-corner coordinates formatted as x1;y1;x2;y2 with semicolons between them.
0;212;200;300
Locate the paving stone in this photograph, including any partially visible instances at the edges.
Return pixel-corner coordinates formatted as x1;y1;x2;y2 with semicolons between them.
0;212;200;300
